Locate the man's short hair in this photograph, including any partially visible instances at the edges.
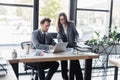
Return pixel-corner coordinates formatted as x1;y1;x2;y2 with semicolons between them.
40;18;51;24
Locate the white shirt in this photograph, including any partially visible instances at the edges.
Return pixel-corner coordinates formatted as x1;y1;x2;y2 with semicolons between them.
62;24;67;34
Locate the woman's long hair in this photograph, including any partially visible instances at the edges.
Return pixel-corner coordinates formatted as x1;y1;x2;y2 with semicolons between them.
57;12;69;32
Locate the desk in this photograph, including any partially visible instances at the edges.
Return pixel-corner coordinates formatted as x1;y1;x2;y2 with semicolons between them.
7;51;99;80
109;59;120;80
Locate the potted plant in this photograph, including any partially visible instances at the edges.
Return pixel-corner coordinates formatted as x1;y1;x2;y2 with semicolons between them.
85;26;120;53
12;49;17;58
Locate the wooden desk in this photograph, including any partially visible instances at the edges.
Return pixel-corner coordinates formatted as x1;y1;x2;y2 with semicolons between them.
109;59;120;80
7;51;99;80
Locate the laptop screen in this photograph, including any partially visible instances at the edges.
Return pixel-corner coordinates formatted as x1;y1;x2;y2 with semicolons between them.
53;42;68;53
35;42;68;53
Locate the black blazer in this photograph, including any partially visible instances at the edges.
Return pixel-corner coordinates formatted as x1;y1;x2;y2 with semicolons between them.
31;29;56;50
58;22;79;48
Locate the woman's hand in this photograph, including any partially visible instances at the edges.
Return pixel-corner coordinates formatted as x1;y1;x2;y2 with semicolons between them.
40;51;45;56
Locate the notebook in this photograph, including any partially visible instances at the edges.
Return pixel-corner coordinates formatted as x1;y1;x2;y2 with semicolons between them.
50;42;68;53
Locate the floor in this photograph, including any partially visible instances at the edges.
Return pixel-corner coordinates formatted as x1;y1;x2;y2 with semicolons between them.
1;58;119;80
0;46;120;80
19;71;119;80
19;73;62;80
19;61;120;80
0;65;17;80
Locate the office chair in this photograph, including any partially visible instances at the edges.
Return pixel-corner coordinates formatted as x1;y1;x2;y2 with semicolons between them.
0;63;7;75
20;41;38;80
50;33;57;39
0;57;7;76
20;34;57;80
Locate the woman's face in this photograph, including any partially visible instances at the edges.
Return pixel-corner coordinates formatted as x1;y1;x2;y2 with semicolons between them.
60;16;66;25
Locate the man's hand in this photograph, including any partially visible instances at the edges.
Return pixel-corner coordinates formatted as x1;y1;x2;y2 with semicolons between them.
49;45;55;50
40;51;45;56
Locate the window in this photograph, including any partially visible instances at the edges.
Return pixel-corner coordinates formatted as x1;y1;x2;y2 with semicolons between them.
77;0;110;10
76;0;111;39
77;11;109;38
112;0;120;33
0;0;70;45
39;0;70;33
0;0;33;5
0;1;33;45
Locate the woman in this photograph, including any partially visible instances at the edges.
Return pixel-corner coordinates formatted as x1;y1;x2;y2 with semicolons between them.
57;12;83;80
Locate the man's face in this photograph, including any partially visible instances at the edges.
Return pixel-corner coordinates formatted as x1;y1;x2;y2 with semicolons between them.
41;21;50;32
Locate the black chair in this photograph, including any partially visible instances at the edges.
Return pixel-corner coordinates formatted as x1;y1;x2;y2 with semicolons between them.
0;57;7;76
20;33;57;79
20;41;38;80
0;64;7;75
50;33;57;39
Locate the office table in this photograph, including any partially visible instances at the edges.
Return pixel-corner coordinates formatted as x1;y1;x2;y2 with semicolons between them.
7;51;99;80
109;59;120;80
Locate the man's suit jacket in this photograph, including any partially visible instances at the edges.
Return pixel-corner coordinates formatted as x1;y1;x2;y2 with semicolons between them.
58;22;79;48
31;29;56;50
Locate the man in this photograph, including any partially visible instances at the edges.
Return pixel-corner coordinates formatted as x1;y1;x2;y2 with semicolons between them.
30;18;59;80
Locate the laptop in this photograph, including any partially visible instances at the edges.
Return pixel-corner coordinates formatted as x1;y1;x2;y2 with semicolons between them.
50;42;68;53
80;31;93;42
34;42;68;54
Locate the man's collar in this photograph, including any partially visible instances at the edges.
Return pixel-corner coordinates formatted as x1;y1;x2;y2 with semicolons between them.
40;29;48;34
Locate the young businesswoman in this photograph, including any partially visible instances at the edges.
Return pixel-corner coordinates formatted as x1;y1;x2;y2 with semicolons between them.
29;18;59;80
57;12;83;80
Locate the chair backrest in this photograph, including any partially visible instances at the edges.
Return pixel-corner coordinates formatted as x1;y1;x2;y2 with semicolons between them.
20;41;34;71
0;58;7;75
20;41;31;54
21;41;31;49
50;33;57;39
